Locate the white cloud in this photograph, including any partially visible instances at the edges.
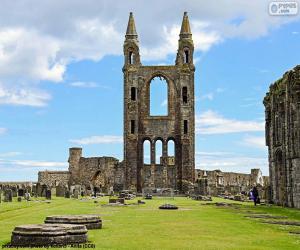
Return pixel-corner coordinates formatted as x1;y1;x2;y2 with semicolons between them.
196;151;233;156
70;135;123;145
0;84;51;107
195;151;268;175
242;135;266;150
216;88;225;93
199;93;214;101
196;110;265;135
141;22;221;60
0;152;22;157
161;99;168;107
70;81;99;88
0;0;298;106
0;159;66;168
0;127;7;135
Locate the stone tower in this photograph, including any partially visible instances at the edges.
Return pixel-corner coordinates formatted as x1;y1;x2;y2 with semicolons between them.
123;12;195;192
264;65;300;208
68;147;82;185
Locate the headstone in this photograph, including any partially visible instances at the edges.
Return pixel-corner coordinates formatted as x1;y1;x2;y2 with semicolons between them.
74;190;79;199
17;197;22;202
65;190;70;198
11;187;17;197
18;189;24;197
4;189;13;202
36;183;42;197
32;185;37;196
25;192;31;201
41;185;48;197
56;185;66;197
46;190;51;200
50;187;55;196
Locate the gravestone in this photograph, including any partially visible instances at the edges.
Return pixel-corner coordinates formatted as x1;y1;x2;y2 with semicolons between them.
18;189;24;197
25;192;31;201
46;190;51;200
74;190;79;199
11;187;17;197
17;197;22;202
36;183;42;197
32;185;37;196
65;190;70;198
51;187;56;196
41;185;48;197
56;185;66;197
4;189;13;202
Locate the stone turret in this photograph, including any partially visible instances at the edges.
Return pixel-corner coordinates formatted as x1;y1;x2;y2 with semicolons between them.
68;147;82;185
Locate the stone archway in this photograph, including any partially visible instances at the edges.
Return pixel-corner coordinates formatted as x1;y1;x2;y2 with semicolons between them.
91;171;105;191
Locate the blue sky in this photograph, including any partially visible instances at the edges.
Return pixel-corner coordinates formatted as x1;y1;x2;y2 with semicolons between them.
0;0;299;181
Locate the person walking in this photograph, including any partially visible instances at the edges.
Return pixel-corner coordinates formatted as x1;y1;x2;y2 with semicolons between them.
252;186;259;206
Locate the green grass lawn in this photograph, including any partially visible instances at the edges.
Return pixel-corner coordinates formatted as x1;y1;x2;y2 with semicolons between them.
0;196;299;250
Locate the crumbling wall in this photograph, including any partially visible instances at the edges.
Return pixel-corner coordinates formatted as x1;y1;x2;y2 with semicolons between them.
264;65;300;208
38;171;70;187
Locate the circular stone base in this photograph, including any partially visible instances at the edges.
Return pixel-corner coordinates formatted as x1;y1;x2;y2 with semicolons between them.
159;204;178;210
11;224;87;247
45;215;102;229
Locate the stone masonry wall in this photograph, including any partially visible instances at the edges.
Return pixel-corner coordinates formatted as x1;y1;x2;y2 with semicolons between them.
38;171;70;187
264;65;300;208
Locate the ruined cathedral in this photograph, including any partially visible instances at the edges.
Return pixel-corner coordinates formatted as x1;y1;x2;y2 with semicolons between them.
38;12;195;193
37;12;269;197
264;65;300;209
123;12;195;192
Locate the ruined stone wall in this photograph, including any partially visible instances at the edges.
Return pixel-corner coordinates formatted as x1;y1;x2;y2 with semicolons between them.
67;147;124;192
264;65;300;208
38;171;70;187
77;157;119;192
141;165;176;189
123;12;195;192
195;169;268;196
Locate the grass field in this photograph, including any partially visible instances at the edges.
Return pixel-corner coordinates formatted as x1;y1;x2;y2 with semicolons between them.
0;196;299;250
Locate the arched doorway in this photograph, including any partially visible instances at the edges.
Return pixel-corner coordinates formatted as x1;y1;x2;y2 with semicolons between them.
91;171;105;192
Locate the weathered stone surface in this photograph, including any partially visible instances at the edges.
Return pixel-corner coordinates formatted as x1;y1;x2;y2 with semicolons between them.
18;189;24;197
264;65;300;208
123;12;195;193
109;198;125;204
45;215;102;230
195;169;268;197
159;204;178;210
46;189;51;200
192;195;212;201
38;171;70;187
4;189;12;202
10;224;87;247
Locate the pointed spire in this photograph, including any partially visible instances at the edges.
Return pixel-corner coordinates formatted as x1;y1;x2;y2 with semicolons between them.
126;12;138;40
180;12;192;39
